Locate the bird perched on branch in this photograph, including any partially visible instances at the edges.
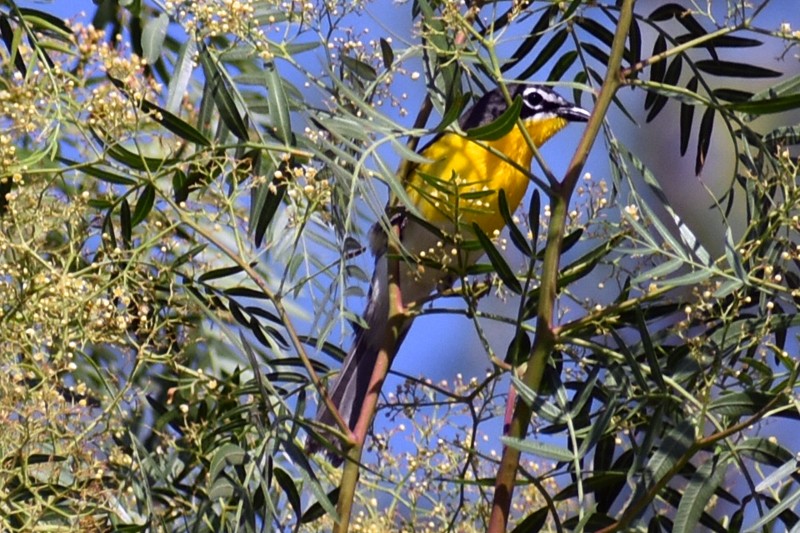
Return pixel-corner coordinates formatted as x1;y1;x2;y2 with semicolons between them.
312;83;590;460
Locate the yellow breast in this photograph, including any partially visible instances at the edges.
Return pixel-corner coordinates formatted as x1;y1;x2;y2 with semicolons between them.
405;116;568;235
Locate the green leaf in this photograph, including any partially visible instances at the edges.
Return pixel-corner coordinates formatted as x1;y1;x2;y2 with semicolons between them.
379;37;393;70
342;55;377;81
209;443;247;480
518;30;568;80
679;76;698;155
645;35;667;111
131;184;155;226
199;45;249;141
59;158;136;185
695;106;714;175
548;50;578;82
708;391;777;417
674;457;730;533
498;189;531;256
501;436;575;462
18;7;73;39
726;93;800;115
264;62;293;144
139;98;211;147
510;507;549;533
472;223;522;294
141;12;168;65
120;198;132;248
273;467;301;523
501;5;556;73
695;60;781;78
166;38;197;113
633;420;695;501
465;95;522;141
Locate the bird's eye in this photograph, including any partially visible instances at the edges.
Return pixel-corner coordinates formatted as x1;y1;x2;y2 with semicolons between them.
524;90;544;108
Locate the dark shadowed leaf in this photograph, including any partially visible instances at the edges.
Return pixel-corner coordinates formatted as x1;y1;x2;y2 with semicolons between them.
648;3;683;21
501;5;556;73
472;223;522;294
581;43;610;65
696;60;781;78
498;189;531;256
342;55;377;81
577;17;615;47
518;30;568;80
273;467;301;523
645;35;667;110
680;76;698;155
131;184;155;226
300;488;340;524
199;45;249;140
510;507;549;533
120;198;131;248
646;54;682;122
695;106;714;175
139;98;211;147
379;37;393;69
0;14;27;75
548;51;578;82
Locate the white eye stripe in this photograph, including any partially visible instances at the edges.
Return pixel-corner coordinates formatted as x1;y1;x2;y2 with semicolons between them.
522;86;560;102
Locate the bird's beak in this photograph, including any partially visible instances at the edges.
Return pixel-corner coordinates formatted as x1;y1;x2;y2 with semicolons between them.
562;105;591;122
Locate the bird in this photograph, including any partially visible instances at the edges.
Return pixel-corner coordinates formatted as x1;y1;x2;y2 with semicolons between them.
312;83;590;459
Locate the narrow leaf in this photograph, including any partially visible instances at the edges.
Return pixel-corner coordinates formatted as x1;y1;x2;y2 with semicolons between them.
342;55;377;81
465;95;522;141
502;436;575;462
518;30;568;80
120;198;132;248
264;62;293;144
696;60;781;78
548;51;578;82
472;223;522;294
680;76;698;155
141;12;168;65
501;5;556;73
379;37;393;70
498;189;531;256
139;98;211;146
131;184;155;226
695;107;714;175
199;45;249;140
166;39;197;113
645;35;667;110
674;457;729;533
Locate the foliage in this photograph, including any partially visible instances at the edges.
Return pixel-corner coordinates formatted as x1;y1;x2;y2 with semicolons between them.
1;0;799;531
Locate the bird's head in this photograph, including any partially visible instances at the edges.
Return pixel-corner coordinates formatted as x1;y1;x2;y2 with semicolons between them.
460;83;590;147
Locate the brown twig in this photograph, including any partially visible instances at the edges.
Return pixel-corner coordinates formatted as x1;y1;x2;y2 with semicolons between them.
486;0;634;530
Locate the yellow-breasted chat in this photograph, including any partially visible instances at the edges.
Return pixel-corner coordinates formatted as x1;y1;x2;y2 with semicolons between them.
313;83;590;458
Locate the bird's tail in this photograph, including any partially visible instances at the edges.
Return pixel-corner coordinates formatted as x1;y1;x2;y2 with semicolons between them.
311;254;405;457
